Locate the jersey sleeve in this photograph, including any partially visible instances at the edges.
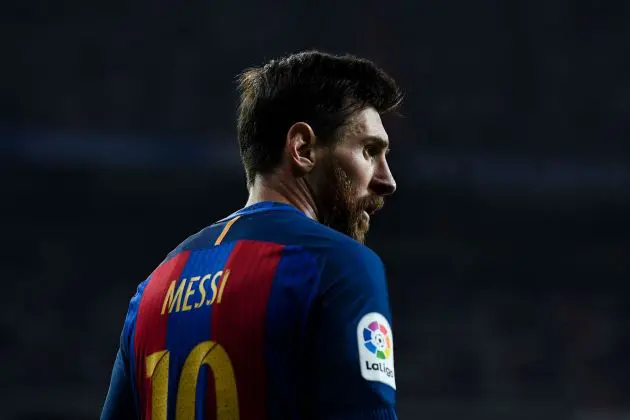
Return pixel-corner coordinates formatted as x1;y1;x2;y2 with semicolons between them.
100;347;135;420
305;241;397;419
101;281;146;420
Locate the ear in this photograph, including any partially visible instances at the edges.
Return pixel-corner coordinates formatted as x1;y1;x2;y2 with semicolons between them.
286;122;317;175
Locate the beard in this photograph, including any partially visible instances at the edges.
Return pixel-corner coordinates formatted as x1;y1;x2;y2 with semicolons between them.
316;158;384;243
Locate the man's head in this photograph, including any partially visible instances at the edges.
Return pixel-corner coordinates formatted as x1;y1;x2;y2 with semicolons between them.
237;50;402;242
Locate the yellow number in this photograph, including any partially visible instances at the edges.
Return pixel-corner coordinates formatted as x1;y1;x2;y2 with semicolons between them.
146;350;169;420
145;341;239;419
177;341;239;419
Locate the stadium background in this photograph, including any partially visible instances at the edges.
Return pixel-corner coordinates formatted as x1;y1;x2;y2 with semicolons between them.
2;0;629;419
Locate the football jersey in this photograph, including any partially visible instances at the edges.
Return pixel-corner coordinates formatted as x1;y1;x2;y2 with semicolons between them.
101;201;397;419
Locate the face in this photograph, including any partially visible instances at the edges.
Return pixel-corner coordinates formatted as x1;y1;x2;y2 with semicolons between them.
313;108;397;243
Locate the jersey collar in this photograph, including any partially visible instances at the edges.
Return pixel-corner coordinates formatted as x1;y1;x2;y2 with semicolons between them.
216;201;305;223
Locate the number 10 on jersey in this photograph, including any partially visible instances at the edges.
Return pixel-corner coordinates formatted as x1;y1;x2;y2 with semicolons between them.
146;340;240;419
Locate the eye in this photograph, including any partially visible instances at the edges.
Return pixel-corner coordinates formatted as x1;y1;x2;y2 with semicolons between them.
364;145;379;158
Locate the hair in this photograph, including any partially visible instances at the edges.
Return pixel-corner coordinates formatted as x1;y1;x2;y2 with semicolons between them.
236;50;403;186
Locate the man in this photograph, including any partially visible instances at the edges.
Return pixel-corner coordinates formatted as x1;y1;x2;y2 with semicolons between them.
101;50;402;419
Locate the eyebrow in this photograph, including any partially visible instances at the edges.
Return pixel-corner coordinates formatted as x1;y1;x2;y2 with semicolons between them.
363;136;390;151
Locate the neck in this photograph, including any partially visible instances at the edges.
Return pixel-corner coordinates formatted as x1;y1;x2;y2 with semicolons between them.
246;172;319;221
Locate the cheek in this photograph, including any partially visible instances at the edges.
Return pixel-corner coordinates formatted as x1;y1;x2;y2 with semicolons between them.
333;148;373;192
346;155;374;190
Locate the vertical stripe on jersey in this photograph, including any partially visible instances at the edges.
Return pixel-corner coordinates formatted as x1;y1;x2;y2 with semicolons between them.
164;243;236;420
133;251;191;420
264;245;319;419
211;240;284;420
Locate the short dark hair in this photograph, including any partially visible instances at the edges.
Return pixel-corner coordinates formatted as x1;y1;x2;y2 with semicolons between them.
236;50;403;185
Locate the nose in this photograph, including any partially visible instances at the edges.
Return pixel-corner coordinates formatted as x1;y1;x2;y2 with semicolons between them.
370;159;397;196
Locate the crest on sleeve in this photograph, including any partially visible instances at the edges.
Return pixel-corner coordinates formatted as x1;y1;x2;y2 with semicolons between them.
357;312;396;390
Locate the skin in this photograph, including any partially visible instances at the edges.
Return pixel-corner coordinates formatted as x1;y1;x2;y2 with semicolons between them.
246;107;397;243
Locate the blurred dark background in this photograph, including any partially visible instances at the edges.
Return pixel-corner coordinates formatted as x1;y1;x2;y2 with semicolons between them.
1;1;629;419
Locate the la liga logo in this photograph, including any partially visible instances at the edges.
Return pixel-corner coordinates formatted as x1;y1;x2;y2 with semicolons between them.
362;320;392;360
358;312;396;389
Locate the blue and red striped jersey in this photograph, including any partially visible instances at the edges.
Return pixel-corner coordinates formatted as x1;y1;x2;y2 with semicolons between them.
101;201;397;420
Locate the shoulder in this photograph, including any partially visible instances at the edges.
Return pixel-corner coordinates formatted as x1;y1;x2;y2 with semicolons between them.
164;225;219;259
296;221;386;296
286;214;384;267
322;233;383;275
160;207;384;275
